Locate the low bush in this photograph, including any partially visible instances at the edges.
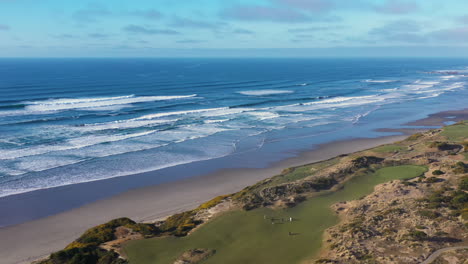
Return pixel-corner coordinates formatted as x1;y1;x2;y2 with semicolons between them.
309;177;337;190
40;246;126;264
425;177;444;183
407;133;424;141
71;218;159;248
418;210;440;219
159;211;201;237
453;162;468;174
450;191;468;209
408;230;428;241
196;195;230;211
459;176;468;191
461;208;468;221
432;170;445;176
462;141;468;152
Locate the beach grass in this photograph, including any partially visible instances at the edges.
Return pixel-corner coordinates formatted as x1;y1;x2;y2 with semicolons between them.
123;165;427;264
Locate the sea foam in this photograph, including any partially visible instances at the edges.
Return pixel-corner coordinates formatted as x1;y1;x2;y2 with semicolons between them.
238;90;294;96
24;94;197;112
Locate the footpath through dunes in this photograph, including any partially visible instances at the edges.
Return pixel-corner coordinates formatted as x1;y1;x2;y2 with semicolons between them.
123;165;428;264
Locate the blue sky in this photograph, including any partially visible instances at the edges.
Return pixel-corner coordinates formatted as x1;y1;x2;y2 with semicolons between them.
1;0;468;57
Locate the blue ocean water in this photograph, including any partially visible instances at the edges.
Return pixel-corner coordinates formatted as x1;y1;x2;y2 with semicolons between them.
0;58;467;198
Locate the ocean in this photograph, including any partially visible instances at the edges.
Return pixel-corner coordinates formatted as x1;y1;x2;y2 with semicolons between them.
0;58;467;198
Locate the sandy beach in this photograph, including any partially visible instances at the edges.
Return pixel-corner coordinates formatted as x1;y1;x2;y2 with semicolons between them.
1;108;466;264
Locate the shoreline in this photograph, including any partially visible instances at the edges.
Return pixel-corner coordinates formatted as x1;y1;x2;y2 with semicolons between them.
1;135;406;264
1;108;467;264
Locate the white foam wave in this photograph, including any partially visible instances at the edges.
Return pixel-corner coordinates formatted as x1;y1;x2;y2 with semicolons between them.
0;130;158;160
201;108;252;117
440;75;456;79
75;119;177;132
247;112;281;120
363;79;396;83
238;90;294;96
272;95;385;112
403;80;440;91
135;107;229;120
204;119;230;124
380;88;399;92
24;94;197;112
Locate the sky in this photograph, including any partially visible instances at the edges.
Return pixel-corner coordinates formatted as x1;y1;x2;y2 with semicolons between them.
1;0;468;57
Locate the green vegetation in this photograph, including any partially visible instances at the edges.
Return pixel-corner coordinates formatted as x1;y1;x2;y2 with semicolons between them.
39;218;159;264
407;230;428;241
70;218;159;249
159;195;231;237
406;133;424;141
372;144;405;153
425;177;444;183
432;170;445;176
453;161;468;174
418;210;440;219
267;158;340;187
460;176;468;191
419;176;468;222
123;165;427;264
40;246;126;264
196;195;231;210
441;121;468;141
159;211;201;237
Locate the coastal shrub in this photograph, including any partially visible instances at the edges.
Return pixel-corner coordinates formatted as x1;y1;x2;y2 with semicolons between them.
449;191;468;209
196;195;230;211
406;133;424;141
351;156;384;167
383;208;405;216
70;218;159;248
453;162;468;174
41;246;126;264
159;211;201;236
425;177;444;183
462;141;468;152
356;254;374;261
310;177;337;190
418;210;440;219
408;230;428;241
435;231;449;236
402;181;416;186
340;217;365;233
461;208;468;221
281;168;294;175
432;170;445;176
429;141;447;149
43;218;159;264
460;176;468;191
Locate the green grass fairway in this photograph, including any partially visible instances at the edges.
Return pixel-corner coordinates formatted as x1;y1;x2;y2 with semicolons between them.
441;121;468;141
123;165;427;264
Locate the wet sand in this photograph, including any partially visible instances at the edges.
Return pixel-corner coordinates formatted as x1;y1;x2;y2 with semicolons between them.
406;108;468;126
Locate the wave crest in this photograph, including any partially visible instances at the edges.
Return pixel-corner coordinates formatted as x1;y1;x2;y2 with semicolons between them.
23;94;197;112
